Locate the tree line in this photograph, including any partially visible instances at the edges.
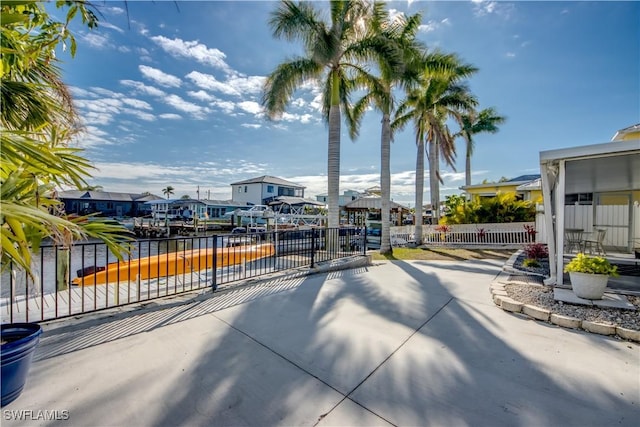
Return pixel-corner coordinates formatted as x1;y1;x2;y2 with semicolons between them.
262;1;505;254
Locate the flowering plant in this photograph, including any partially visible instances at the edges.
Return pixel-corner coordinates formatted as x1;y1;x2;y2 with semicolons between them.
524;243;548;260
434;224;450;233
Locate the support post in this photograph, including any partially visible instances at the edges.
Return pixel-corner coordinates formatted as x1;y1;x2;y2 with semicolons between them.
211;235;218;291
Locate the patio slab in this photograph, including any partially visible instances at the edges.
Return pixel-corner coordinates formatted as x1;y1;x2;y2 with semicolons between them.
3;260;638;427
554;288;636;310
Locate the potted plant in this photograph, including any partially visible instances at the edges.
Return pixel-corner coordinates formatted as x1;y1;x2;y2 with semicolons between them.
564;253;619;299
1;2;130;407
1;324;42;406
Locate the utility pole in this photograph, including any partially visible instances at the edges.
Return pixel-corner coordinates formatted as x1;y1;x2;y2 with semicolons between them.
196;185;200;200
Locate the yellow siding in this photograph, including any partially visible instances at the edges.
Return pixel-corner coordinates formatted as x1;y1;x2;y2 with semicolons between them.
619;131;640;141
464;184;541;203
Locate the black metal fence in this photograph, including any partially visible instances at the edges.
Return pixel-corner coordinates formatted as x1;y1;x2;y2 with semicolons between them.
1;227;365;324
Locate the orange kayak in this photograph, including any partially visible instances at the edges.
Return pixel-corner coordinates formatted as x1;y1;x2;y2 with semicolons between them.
72;243;275;286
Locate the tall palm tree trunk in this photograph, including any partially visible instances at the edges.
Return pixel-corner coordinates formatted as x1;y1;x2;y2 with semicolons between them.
327;105;341;230
414;136;425;245
465;139;472;188
429;139;440;223
380;112;392;254
327;71;342;232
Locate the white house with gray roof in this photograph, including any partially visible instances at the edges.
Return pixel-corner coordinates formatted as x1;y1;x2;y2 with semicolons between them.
230;175;305;206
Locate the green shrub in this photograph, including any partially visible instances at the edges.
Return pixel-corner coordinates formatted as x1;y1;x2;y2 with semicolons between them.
441;192;535;225
564;253;618;276
523;258;541;268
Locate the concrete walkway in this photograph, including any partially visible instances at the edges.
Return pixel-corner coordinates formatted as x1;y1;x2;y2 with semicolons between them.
4;260;638;426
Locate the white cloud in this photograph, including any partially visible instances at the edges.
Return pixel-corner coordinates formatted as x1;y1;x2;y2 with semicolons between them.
122;98;153;110
101;6;125;15
75;98;121;114
120;80;166;97
505;52;516;58
159;113;182;120
212;100;235;114
80;111;114;127
276;111;314;124
292;98;306;108
471;0;514;19
150;35;232;73
237;101;263;115
100;22;124;33
418;18;451;33
164;94;209;119
139;65;182;88
187;90;217;102
186;71;238;96
74;90;159;125
123;108;156;122
82;32;112;49
70;86;96;98
90;87;122;98
309;93;323;113
226;73;266;96
241;123;262;129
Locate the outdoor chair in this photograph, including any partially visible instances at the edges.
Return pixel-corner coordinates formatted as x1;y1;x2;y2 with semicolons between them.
582;228;607;255
564;228;584;253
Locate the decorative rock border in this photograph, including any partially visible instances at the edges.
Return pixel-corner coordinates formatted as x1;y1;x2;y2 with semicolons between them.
490;277;640;343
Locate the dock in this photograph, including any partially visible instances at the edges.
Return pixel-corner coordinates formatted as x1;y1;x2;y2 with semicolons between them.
131;218;222;237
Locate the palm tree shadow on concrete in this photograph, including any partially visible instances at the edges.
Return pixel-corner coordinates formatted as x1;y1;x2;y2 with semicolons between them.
343;260;637;426
57;260;638;426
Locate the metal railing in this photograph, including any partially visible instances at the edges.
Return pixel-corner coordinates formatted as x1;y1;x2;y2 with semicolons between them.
1;227;365;324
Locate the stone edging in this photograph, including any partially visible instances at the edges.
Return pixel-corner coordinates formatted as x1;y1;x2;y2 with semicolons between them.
490;271;640;343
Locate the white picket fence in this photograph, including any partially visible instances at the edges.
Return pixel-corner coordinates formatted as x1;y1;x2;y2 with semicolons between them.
387;203;639;251
390;222;537;247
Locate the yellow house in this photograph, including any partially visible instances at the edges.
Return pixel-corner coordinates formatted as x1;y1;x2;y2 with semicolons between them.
611;123;640;141
460;174;543;203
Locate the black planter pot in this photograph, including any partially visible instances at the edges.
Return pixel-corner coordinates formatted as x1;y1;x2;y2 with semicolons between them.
1;323;42;407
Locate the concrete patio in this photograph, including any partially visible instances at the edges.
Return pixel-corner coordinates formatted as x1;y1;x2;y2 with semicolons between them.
3;260;638;426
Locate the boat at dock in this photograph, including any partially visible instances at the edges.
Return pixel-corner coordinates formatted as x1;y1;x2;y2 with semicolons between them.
71;243;275;286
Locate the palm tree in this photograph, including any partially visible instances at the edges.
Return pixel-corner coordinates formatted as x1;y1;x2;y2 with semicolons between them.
352;4;423;254
162;186;175;199
1;2;130;274
455;107;506;188
263;0;392;231
394;52;477;242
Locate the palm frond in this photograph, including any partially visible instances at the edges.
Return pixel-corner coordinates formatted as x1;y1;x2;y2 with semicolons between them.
262;57;322;118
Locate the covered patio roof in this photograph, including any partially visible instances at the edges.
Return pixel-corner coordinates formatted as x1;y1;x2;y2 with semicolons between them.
539;139;640;286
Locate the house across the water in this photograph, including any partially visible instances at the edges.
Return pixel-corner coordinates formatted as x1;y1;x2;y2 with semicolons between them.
58;191;160;217
146;199;250;221
231;175;305;206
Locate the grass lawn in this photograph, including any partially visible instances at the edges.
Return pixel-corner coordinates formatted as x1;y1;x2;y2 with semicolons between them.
370;247;515;261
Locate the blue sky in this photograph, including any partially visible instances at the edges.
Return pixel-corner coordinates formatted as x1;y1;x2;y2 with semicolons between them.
55;1;639;206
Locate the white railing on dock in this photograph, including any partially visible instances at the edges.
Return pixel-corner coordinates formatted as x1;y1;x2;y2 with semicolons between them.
390;222;537;247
